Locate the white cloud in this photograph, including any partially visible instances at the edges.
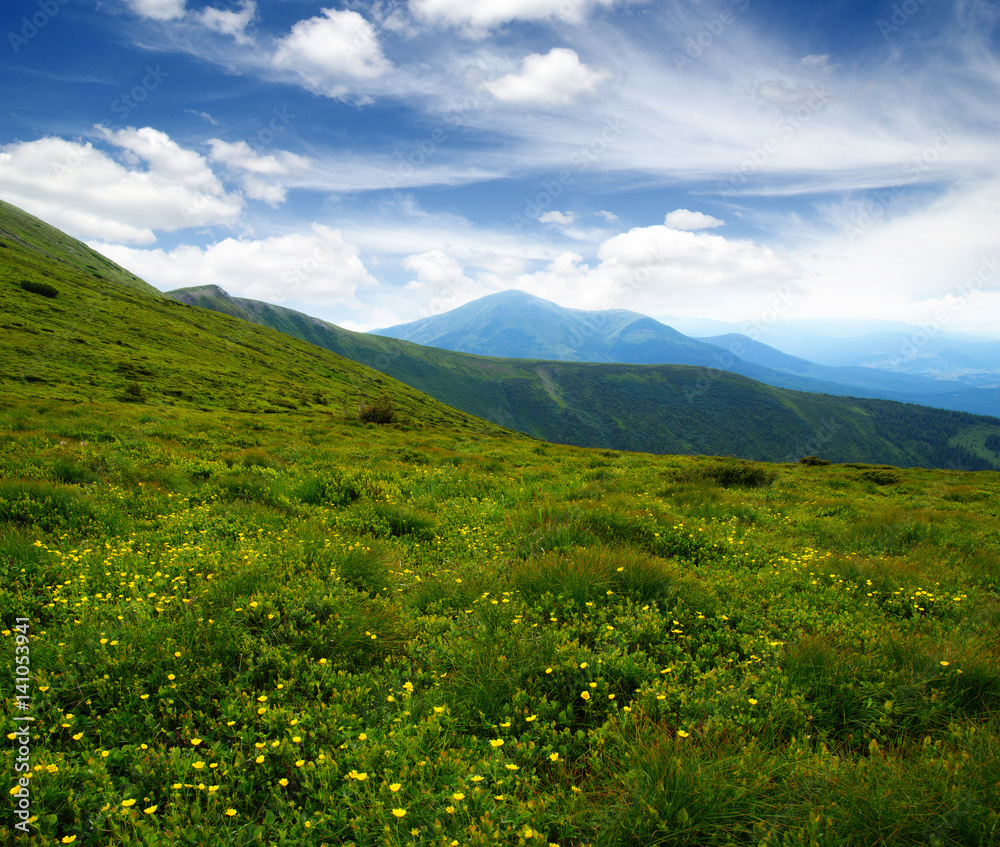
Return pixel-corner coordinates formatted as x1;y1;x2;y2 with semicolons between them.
92;224;378;307
485;49;609;106
789;174;1000;330
0;128;241;244
207;139;310;176
539;210;575;226
800;54;830;69
410;0;621;32
207;138;310;205
272;9;391;98
753;80;831;113
595;223;799;294
663;210;725;231
402;250;479;304
195;1;256;44
124;0;185;21
237;175;284;205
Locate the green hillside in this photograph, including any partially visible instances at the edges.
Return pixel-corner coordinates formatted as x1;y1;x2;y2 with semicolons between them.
1;200;999;846
0;205;506;437
167;286;1000;470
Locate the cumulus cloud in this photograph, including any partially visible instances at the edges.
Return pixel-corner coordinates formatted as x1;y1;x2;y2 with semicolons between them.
370;213;800;322
403;249;476;294
595;224;798;292
410;0;620;33
93;224;378;307
124;0;186;21
539;210;576;226
486;49;609;106
207;139;310;176
0;128;241;244
272;9;391;98
663;209;725;231
195;0;256;44
207;139;310;205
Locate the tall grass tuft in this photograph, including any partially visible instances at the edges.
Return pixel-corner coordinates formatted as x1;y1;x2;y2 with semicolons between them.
514;545;676;607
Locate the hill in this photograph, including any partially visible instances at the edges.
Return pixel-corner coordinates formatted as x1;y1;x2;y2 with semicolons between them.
168;285;1000;470
0;201;506;436
1;199;999;846
375;290;1000;416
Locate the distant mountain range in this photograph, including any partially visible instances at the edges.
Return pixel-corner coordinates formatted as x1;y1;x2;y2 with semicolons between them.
661;314;1000;385
164;283;1000;469
373;290;1000;417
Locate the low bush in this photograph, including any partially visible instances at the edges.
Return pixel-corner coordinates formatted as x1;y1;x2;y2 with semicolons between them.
20;279;58;297
358;394;396;424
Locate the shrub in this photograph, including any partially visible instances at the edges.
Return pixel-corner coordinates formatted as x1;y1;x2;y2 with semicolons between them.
20;279;58;298
799;455;831;466
358;394;396;424
514;545;676;607
696;458;777;488
859;467;901;486
122;381;146;403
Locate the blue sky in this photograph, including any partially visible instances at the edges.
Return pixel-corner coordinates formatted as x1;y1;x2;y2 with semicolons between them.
2;0;998;335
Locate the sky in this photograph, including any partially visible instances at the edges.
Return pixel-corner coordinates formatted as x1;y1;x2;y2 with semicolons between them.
1;0;999;336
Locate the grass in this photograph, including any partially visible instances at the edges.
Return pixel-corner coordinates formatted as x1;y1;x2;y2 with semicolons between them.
2;399;999;846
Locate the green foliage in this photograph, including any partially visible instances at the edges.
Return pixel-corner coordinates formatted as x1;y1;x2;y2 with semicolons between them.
337;543;391;596
690;457;779;488
799;454;831;466
19;278;58;297
513;545;677;607
1;401;999;846
358;394;396;424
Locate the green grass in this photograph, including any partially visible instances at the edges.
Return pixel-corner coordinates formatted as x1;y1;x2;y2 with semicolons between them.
2;400;998;846
1;199;999;846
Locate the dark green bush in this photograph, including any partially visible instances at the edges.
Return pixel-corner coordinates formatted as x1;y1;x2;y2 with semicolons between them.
799;455;831;466
20;279;58;298
358;394;396;424
121;381;146;403
696;458;777;488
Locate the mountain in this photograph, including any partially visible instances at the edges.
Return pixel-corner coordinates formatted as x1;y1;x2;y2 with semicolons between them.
374;290;732;365
698;333;1000;411
166;285;1000;470
374;291;1000;416
663;313;1000;386
791;331;1000;382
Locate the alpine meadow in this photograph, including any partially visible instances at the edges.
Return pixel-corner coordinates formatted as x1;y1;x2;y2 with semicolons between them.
2;194;1000;847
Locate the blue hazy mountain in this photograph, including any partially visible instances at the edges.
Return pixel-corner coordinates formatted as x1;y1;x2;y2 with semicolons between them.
373;291;1000;416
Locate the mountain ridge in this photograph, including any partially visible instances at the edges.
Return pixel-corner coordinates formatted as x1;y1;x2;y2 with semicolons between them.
373;290;1000;416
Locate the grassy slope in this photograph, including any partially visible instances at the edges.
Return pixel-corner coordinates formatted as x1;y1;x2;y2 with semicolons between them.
0;208;507;438
168;286;1000;470
1;201;999;846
